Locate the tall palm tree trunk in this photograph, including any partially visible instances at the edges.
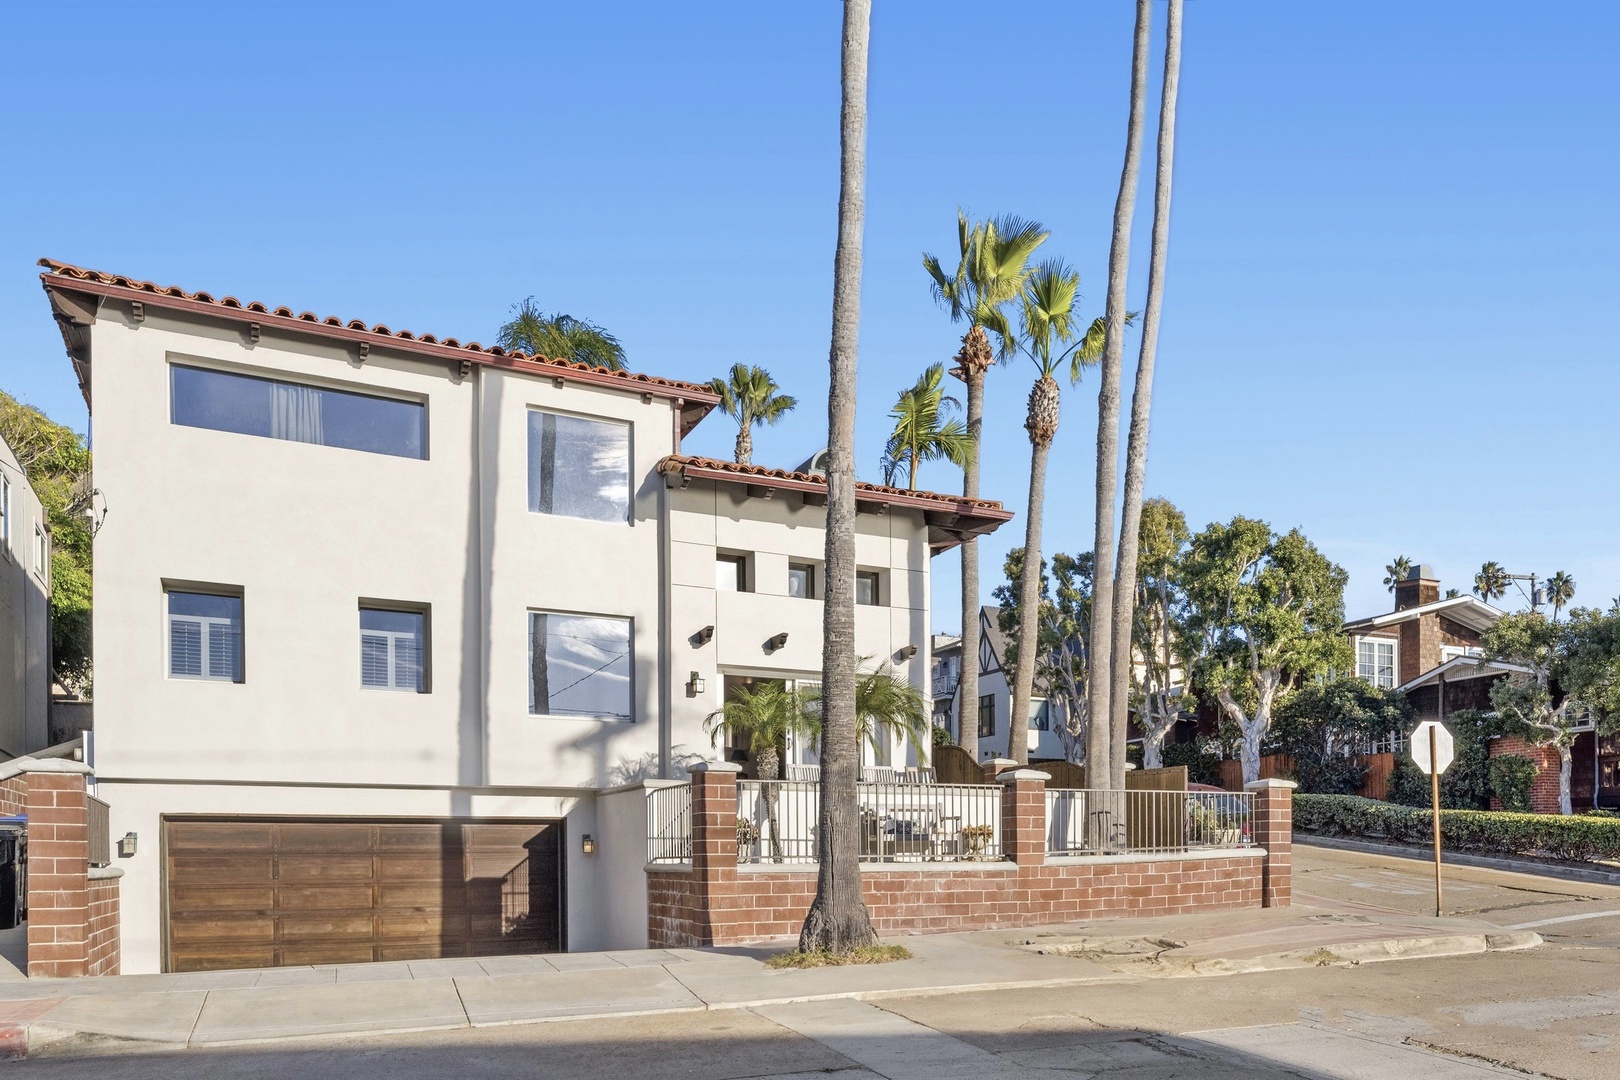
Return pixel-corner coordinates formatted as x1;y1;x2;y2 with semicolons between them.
801;0;877;954
1109;0;1182;788
1086;0;1152;791
735;424;753;465
1009;376;1060;765
955;330;991;763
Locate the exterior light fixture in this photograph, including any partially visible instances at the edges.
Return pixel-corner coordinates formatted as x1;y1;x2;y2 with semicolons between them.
694;625;715;646
687;671;706;696
118;832;138;858
896;644;918;660
581;834;596;855
767;632;789;652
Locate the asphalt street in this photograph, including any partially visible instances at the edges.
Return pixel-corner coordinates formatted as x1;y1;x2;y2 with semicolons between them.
12;843;1620;1079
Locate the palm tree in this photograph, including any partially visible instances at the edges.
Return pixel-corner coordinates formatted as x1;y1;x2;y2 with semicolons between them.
1546;571;1576;621
1474;561;1511;604
707;364;796;466
1007;261;1108;765
1383;555;1413;594
881;364;974;490
801;0;876;956
704;681;819;862
924;213;1047;763
1087;0;1153;792
1107;0;1184;788
497;298;626;369
802;663;932;762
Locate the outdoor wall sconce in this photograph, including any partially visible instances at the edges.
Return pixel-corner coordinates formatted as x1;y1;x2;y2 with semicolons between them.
581;834;596;855
118;832;138;858
767;632;789;652
687;671;706;696
693;625;715;646
896;644;919;660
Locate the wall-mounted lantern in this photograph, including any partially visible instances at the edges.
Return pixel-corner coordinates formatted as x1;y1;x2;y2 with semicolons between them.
687;671;707;696
581;834;596;855
118;832;138;858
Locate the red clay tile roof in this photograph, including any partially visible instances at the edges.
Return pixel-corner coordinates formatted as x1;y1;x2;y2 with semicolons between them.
657;454;1013;551
38;259;720;425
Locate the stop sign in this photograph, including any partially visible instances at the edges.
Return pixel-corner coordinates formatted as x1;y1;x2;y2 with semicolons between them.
1411;720;1455;776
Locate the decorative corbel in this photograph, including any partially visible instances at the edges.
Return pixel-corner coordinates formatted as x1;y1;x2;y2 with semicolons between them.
357;342;370;364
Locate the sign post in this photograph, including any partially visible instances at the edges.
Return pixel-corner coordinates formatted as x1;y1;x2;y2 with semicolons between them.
1411;720;1455;916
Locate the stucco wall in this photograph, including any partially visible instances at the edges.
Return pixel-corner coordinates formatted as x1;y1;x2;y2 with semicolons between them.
0;435;50;758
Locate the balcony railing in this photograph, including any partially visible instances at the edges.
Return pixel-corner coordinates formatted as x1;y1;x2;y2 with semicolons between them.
735;779;1002;864
646;783;693;864
1046;789;1253;856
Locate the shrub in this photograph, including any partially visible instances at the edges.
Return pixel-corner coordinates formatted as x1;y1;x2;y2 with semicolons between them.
1386;710;1498;810
1163;737;1223;787
1292;793;1620;863
1488;755;1538;812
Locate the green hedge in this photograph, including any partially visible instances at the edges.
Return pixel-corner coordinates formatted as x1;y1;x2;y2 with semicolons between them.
1293;793;1620;864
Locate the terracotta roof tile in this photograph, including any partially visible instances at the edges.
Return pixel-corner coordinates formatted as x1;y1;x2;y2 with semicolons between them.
657;454;1013;516
37;259;721;406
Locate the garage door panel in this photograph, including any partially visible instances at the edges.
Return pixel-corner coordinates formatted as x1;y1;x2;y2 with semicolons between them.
165;817;562;973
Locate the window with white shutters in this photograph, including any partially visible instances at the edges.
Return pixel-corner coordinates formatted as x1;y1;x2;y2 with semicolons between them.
360;607;427;692
167;590;244;682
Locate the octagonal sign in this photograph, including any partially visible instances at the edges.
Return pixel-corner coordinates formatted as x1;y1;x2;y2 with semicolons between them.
1411;720;1455;776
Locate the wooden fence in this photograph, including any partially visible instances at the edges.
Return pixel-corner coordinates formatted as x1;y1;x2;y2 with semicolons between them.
1219;751;1396;800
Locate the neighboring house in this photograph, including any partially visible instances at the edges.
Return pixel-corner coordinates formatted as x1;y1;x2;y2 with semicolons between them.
930;606;1061;761
0;434;51;757
40;260;1012;974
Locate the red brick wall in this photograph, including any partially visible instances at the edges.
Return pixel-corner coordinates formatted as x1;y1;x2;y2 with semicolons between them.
26;772;91;978
1489;735;1566;814
647;870;702;948
647;855;1263;948
86;876;120;977
0;778;26;819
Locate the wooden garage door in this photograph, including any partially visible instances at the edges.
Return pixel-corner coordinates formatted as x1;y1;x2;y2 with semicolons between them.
164;818;563;973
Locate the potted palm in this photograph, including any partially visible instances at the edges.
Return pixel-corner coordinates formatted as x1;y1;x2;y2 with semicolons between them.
800;661;932;768
704;681;820;863
961;823;995;858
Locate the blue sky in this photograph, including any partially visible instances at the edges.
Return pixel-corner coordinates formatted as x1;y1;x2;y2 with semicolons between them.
2;2;1616;626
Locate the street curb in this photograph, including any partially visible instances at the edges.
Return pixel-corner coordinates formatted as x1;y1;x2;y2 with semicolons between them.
1297;833;1620;888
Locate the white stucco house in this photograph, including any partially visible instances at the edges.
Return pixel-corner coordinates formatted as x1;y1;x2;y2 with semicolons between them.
39;260;1012;974
0;433;52;759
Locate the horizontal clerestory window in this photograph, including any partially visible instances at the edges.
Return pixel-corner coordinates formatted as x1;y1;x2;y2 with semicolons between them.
170;364;427;459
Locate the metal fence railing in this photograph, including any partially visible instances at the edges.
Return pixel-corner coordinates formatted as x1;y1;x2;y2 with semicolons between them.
646;783;693;864
736;780;1003;865
1046;789;1254;856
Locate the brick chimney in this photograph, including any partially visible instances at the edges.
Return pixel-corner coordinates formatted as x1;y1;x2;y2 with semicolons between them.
1394;564;1439;611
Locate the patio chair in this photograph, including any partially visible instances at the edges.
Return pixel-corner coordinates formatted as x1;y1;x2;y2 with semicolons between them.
901;766;936;784
862;765;898;783
785;764;820;782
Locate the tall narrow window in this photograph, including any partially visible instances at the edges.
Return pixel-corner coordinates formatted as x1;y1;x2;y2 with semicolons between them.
716;554;748;592
33;526;47;580
360;607;427;692
978;693;996;739
0;475;9;555
529;611;632;720
170;364;426;459
167;590;244;683
527;410;630;524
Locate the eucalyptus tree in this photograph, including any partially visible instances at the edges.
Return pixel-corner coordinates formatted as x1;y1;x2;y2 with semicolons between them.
800;0;876;955
880;364;973;490
994;548;1094;763
497;297;626;369
1006;261;1108;764
1180;517;1352;783
924;212;1047;761
708;364;797;465
1108;0;1184;787
1474;561;1511;604
1087;0;1153;792
1546;570;1576;622
1134;498;1189;769
1383;555;1413;594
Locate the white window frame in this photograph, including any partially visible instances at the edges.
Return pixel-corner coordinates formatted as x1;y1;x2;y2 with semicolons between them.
33;525;47;581
166;590;244;683
360;606;428;693
1439;645;1482;663
1354;636;1398;689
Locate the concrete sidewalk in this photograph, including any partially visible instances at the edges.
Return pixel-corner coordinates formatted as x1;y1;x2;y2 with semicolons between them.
0;904;1540;1058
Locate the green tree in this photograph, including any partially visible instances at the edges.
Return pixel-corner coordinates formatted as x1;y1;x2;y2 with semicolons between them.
924;211;1048;764
1386;709;1499;809
1473;560;1510;604
0;393;93;694
1545;570;1576;622
1270;680;1413;794
704;680;819;862
1383;556;1413;594
801;0;876;955
802;663;931;762
994;548;1094;763
497;298;626;370
707;364;796;466
1108;0;1185;791
1006;261;1108;764
880;364;973;490
1180;517;1352;783
1088;0;1154;793
1134;498;1189;769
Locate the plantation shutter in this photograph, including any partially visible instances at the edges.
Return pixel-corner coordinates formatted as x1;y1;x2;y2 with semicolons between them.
171;618;204;677
207;619;241;681
393;635;421;691
361;633;391;687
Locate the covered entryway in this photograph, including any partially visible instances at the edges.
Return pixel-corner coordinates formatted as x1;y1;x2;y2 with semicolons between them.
164;817;563;973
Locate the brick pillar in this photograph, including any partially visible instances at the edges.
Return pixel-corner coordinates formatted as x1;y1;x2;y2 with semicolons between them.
982;757;1016;784
22;762;95;977
1246;778;1296;908
689;761;740;946
997;769;1050;866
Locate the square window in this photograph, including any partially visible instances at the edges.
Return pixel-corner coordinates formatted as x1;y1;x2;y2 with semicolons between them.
530;611;632;720
716;553;748;592
527;410;630;524
856;570;881;607
360;607;428;692
788;562;816;599
167;589;244;683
